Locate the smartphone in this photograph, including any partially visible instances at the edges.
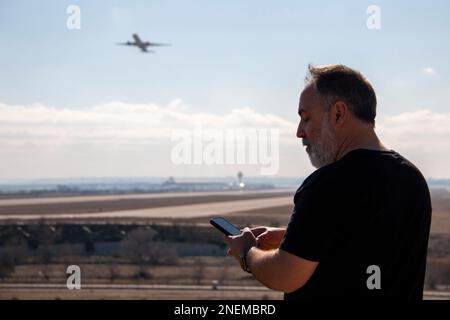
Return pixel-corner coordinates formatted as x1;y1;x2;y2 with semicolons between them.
210;217;241;236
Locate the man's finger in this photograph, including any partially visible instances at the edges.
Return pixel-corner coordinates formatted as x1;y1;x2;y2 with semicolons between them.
256;231;268;240
251;227;266;237
223;235;232;244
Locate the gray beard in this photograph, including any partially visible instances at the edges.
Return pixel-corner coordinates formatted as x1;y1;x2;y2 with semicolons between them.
307;119;338;169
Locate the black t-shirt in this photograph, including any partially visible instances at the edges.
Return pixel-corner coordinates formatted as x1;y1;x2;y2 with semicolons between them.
280;149;432;300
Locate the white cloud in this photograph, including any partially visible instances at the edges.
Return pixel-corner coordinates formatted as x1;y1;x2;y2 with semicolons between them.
0;101;449;179
0;101;296;145
422;67;436;76
0;101;301;178
377;110;450;178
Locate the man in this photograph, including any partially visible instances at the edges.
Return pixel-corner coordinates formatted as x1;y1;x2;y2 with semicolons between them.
225;64;432;299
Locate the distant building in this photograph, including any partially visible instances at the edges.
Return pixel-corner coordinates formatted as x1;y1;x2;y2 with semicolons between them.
161;177;274;192
161;178;229;191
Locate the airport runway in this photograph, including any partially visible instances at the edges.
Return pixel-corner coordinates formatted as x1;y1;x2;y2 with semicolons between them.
0;189;293;206
0;189;295;221
0;195;292;220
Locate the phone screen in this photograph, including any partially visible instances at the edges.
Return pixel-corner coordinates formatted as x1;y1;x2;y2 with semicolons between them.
210;217;241;236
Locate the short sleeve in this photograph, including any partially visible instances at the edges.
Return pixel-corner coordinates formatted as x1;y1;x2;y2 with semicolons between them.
280;179;341;262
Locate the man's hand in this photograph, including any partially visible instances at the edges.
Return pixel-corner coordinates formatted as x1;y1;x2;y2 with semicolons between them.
250;227;286;250
224;226;318;292
224;227;257;261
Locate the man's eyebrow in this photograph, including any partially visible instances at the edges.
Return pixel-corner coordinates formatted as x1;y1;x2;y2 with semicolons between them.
298;108;307;116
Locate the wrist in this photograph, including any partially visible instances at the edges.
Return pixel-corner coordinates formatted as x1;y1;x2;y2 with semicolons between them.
239;246;254;273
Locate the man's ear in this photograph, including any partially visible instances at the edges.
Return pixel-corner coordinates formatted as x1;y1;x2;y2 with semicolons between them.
331;101;349;127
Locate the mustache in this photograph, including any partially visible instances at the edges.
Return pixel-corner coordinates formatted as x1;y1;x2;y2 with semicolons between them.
302;140;310;146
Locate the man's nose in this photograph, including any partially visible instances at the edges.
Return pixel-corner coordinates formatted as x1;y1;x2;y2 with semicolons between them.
297;124;305;139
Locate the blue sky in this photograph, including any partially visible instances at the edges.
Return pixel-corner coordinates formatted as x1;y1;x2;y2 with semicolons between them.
1;1;450;179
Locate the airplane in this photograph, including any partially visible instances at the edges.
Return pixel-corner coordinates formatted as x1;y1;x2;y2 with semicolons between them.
117;33;170;53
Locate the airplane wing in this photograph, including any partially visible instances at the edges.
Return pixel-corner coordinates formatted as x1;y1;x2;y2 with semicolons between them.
116;42;135;46
132;34;142;44
145;42;171;47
